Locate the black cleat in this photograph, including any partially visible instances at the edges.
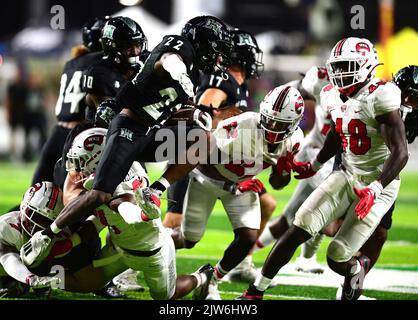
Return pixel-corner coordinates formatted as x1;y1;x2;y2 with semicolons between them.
340;256;371;300
94;281;127;299
192;264;214;300
236;284;264;300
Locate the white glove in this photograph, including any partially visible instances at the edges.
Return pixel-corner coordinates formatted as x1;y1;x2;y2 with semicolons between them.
193;109;212;131
118;202;149;224
20;231;54;267
26;274;61;289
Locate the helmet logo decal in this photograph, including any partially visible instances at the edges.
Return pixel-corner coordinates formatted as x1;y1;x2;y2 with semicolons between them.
355;42;370;56
237;34;256;47
103;24;116;40
204;19;223;37
273;86;291;112
83;135;105;151
295;96;304;114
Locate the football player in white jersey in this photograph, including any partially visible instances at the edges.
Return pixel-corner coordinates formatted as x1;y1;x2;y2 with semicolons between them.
172;85;305;299
239;37;408;300
28;127;214;300
255;66;332;274
0;182;63;297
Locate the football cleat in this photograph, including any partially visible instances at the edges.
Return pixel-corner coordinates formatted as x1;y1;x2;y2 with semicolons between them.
206;277;222;300
338;255;371;300
336;285;376;300
112;269;145;292
223;257;258;284
294;254;325;274
236;284;264;300
192;264;214;300
94;281;127;299
133;187;162;220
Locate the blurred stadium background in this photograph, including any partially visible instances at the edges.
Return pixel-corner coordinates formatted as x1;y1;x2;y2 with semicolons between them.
0;0;417;300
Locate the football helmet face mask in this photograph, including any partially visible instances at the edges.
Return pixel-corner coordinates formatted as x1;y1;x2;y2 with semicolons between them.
259;85;304;144
394;65;418;120
20;182;64;237
82;16;110;52
66;128;107;177
181;15;233;74
230;29;264;78
101;16;148;67
326;37;379;96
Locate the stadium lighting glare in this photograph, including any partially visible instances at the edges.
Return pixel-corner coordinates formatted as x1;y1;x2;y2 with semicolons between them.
119;0;142;6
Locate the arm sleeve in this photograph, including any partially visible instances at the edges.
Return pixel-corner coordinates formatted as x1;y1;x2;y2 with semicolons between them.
0;252;33;284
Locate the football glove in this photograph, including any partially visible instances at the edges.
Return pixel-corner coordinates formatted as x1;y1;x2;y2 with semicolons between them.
353;181;383;220
20;231;54;267
276;151;294;176
235;179;265;194
292;159;323;179
193;109;212;131
26;274;61;289
178;73;195;98
95;100;118;128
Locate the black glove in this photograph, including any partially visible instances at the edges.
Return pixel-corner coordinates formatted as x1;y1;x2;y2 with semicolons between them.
95;100;118;128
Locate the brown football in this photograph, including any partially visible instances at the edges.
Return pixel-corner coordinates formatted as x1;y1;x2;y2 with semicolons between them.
165;107;199;126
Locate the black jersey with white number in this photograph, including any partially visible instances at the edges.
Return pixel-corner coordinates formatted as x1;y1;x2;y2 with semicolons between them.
81;57;132;99
115;35;196;126
195;70;249;110
55;52;103;122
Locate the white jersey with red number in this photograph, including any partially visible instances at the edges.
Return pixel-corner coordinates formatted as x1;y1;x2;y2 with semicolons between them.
212;112;304;183
320;78;401;179
86;161;166;252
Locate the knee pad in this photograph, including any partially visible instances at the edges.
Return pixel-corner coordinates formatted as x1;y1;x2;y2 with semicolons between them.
293;210;317;236
327;239;351;263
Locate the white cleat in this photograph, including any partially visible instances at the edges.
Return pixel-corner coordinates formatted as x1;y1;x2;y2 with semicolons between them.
294;254;325;274
112;269;144;292
206;278;222;300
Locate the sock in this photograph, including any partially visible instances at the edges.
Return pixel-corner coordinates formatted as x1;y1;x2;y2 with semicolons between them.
254;274;272;292
254;225;276;252
214;264;228;281
150;177;170;193
191;271;208;288
301;234;324;259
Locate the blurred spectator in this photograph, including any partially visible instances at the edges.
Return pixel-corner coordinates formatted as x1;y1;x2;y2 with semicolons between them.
5;68;31;162
25;72;47;161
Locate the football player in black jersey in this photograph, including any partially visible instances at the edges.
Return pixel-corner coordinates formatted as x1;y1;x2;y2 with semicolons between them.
82;16;148;114
20;16;234;264
30;17;109;186
165;29;272;287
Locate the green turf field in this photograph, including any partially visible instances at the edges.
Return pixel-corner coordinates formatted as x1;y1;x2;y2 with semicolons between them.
1;161;417;300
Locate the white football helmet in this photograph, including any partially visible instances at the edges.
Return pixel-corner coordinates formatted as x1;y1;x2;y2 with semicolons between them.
326;37;379;96
20;182;64;236
66;128;107;176
259;85;304;144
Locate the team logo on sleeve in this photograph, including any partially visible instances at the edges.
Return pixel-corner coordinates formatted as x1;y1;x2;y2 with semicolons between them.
119;128;134;141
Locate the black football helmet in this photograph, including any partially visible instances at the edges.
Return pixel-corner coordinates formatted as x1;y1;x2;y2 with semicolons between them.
230;28;264;79
82;16;110;52
101;16;148;67
181;15;233;74
394;65;418;143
